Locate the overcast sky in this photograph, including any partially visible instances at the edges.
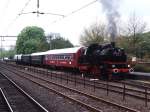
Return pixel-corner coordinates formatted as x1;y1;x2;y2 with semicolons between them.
0;0;150;50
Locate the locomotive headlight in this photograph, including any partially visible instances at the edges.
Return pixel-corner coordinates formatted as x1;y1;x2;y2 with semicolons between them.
113;69;119;73
128;64;131;68
112;65;116;68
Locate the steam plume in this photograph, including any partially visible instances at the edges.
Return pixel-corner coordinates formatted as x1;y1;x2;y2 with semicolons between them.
100;0;120;42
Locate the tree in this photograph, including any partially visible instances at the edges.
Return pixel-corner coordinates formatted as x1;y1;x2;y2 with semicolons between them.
138;32;150;59
124;13;146;56
50;37;74;49
117;13;147;58
117;31;150;59
16;26;49;54
0;49;15;59
80;23;107;46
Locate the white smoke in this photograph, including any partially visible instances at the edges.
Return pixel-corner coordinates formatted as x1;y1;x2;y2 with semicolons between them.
100;0;120;42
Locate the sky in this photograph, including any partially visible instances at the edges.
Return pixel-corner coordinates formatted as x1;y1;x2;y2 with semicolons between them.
0;0;150;50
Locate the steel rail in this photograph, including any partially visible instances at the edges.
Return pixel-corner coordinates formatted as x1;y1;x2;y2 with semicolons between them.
1;68;103;112
27;67;150;100
0;72;49;112
1;65;140;112
2;63;150;101
20;63;150;90
0;88;14;112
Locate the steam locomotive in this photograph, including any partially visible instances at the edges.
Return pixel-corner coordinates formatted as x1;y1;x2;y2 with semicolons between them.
14;42;132;80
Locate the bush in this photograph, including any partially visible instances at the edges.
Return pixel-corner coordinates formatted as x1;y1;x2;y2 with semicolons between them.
133;64;150;73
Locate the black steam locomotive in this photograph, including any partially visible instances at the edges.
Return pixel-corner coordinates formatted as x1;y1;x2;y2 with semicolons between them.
79;42;131;79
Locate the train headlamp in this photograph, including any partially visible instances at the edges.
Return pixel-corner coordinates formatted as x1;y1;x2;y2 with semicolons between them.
113;69;119;73
112;65;116;68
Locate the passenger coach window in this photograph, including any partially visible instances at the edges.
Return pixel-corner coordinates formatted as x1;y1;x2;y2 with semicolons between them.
65;56;67;60
60;55;62;59
62;54;73;60
62;55;64;59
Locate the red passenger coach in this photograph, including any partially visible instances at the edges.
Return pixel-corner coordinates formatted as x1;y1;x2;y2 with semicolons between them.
44;47;84;69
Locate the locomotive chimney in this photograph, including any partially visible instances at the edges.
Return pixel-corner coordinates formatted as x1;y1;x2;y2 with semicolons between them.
111;42;115;47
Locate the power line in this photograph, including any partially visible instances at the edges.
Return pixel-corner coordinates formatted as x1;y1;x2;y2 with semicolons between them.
19;11;65;17
3;0;32;34
0;45;15;47
1;40;17;41
19;0;64;17
3;0;98;35
19;0;32;15
52;0;98;24
4;0;97;29
0;35;54;38
11;0;32;23
0;36;19;37
66;0;98;16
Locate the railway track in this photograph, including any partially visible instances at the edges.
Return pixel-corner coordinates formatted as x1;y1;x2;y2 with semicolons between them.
13;63;150;101
3;62;150;102
0;70;49;112
0;88;13;112
13;62;150;88
0;62;140;112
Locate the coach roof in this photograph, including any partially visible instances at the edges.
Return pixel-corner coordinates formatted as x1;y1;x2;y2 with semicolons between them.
46;47;83;55
31;51;47;56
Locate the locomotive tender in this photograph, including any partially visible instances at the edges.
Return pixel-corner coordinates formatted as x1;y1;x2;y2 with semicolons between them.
14;43;132;80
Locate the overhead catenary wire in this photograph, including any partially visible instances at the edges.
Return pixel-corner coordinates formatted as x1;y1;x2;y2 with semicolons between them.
3;0;32;34
52;0;98;24
0;0;10;28
19;0;32;15
2;0;98;38
1;0;98;50
19;11;65;17
0;0;11;42
19;0;65;17
4;0;98;33
1;0;32;51
19;0;98;20
66;0;98;17
0;0;11;41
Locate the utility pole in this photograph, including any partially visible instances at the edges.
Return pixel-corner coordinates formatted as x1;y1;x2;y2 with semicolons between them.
37;0;39;17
